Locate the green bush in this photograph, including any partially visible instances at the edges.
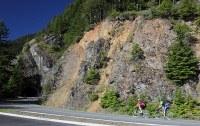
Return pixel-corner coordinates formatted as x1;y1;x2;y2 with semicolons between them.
100;89;121;109
127;35;133;42
173;23;192;40
178;0;197;20
90;92;99;101
133;62;142;73
99;51;108;68
109;10;121;20
130;44;144;62
156;0;172;18
118;97;137;115
42;80;52;96
84;68;100;85
136;9;154;20
170;88;200;119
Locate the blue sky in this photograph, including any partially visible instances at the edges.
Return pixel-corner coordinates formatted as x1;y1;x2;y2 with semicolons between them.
0;0;73;40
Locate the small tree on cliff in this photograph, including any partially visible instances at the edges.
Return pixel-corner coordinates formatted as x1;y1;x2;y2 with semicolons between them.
164;24;198;85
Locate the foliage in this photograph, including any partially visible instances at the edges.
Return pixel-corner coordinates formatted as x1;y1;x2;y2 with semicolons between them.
37;42;62;58
109;10;121;20
173;23;192;41
165;24;198;85
84;68;100;85
0;21;14;98
10;34;35;55
90;92;99;101
127;35;133;42
171;88;200;119
42;80;52;96
130;44;144;62
156;0;172;17
99;51;108;68
2;58;24;97
194;17;200;32
36;0;200;58
0;21;9;41
118;97;137;115
100;89;121;110
133;62;142;73
178;0;197;20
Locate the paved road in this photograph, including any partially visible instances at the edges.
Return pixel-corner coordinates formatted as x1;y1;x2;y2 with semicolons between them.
0;98;200;126
0;114;77;126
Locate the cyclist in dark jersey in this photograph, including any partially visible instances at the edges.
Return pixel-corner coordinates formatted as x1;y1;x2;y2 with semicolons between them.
157;99;169;118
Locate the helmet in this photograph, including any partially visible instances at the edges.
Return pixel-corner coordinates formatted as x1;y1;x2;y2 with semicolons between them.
138;98;141;101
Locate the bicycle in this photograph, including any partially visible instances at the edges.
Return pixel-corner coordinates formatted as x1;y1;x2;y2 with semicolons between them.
132;107;150;118
155;108;174;120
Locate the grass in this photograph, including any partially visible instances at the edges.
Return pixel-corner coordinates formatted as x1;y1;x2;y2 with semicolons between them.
0;109;15;113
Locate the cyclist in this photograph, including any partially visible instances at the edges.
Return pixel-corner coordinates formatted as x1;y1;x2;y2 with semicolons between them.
157;99;169;118
135;98;146;113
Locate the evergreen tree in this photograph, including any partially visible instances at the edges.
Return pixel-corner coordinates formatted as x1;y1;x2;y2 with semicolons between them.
165;24;198;85
0;20;12;97
0;21;9;41
157;0;172;17
3;58;24;97
178;0;197;20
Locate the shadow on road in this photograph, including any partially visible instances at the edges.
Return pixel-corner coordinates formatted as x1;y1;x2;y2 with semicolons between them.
0;97;41;105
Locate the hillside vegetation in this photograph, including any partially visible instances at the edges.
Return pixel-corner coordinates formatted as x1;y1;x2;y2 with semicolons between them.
0;0;200;120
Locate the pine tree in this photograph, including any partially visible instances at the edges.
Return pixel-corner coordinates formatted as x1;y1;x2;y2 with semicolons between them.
157;0;172;17
165;24;198;85
178;0;197;20
0;20;12;97
0;21;9;41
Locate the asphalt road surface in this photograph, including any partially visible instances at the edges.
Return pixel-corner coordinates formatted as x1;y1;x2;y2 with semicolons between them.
0;114;78;126
0;97;200;126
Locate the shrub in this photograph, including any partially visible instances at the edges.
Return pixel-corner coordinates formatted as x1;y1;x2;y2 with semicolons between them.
178;0;197;20
136;9;154;20
171;88;200;119
120;11;136;20
133;62;142;72
130;44;144;62
173;24;191;40
100;89;121;109
99;51;108;68
127;35;133;42
90;92;99;101
118;97;137;115
84;68;100;85
194;18;200;32
42;80;52;96
156;0;172;18
109;10;121;20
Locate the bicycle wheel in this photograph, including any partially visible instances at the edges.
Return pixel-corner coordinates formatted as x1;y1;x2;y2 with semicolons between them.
155;109;162;118
132;110;138;116
166;111;174;120
143;110;150;118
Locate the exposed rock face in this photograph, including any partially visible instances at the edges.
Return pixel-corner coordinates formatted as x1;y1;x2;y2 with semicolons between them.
21;51;39;77
108;17;177;100
66;38;110;109
21;16;200;110
21;36;63;95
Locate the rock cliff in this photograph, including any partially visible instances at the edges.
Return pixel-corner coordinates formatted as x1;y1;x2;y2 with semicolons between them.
21;16;200;111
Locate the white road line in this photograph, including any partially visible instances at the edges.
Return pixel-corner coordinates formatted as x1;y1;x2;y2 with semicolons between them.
19;111;178;126
0;112;113;126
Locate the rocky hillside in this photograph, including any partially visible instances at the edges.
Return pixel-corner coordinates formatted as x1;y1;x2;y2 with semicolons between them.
20;16;200;111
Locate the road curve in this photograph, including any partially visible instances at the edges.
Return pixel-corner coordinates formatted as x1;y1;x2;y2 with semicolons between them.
0;98;200;126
